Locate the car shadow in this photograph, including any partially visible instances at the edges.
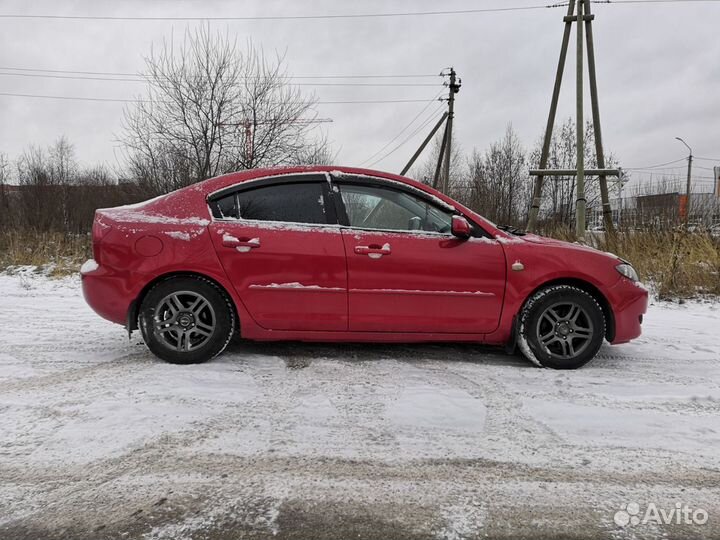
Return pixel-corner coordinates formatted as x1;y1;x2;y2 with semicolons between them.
224;338;532;369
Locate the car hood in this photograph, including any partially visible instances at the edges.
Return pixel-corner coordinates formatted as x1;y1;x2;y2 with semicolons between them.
504;232;622;261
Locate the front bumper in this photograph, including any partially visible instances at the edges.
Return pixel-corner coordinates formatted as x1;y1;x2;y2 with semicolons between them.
608;277;649;344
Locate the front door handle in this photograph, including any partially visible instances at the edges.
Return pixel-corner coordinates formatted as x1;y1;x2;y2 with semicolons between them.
222;235;260;252
354;243;391;259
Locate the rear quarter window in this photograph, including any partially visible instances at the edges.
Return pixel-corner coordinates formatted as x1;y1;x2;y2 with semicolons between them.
210;193;239;219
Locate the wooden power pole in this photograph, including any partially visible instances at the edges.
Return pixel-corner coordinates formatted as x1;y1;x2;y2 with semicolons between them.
575;0;586;239
527;0;618;239
400;112;448;176
400;68;460;195
441;67;459;194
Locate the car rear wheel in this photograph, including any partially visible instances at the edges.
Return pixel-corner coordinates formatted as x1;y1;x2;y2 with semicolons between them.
518;285;605;369
139;276;235;364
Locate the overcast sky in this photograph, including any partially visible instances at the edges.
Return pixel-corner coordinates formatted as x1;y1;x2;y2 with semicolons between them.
0;0;718;191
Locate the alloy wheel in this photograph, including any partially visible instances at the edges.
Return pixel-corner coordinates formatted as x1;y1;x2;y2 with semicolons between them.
535;301;594;360
153;291;216;352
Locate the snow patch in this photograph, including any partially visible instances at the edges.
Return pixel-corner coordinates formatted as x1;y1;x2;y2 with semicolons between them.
436;498;486;540
101;192;170;212
163;231;191;241
2;271;720;529
468;236;497;244
516;323;543;368
352;288;494;297
496;235;524;244
249;282;344;291
105;209;210;227
79;259;99;274
523;398;720;455
387;386;487;431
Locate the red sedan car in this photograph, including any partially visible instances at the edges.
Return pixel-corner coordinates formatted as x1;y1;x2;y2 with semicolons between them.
81;166;647;369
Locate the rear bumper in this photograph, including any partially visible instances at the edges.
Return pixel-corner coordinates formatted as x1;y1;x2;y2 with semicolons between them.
608;278;649;344
81;261;133;326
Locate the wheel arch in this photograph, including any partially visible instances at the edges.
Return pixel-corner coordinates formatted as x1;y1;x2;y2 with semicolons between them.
520;278;616;342
127;271;240;335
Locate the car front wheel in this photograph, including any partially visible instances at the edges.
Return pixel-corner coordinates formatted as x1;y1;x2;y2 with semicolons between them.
518;285;605;369
139;276;235;364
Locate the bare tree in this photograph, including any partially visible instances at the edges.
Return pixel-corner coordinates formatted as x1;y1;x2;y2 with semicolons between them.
465;124;529;225
291;132;337;166
121;27;327;195
12;138;132;233
16;137;78;231
0;153;9;227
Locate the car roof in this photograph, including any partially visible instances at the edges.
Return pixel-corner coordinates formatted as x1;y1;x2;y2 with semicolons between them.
101;166;441;222
100;165;500;236
198;165;431;197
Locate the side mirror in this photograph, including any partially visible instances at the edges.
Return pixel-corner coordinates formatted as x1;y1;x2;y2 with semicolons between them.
451;215;471;239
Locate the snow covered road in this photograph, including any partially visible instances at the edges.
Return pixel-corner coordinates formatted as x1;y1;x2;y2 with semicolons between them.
1;273;719;540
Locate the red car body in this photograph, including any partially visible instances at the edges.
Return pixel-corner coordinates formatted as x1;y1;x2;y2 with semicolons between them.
82;166;647;350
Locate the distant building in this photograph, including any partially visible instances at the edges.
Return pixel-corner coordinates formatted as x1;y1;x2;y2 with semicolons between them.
587;190;719;229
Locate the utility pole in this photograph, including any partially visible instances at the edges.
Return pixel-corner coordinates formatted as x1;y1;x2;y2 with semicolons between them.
527;0;617;238
441;67;460;194
617;168;626;229
243;120;254;167
583;0;613;232
575;0;586;240
676;136;693;226
399;67;459;194
527;0;575;232
433;122;449;189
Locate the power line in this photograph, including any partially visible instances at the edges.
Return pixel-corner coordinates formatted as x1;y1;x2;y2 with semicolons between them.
627;167;690;173
0;91;438;105
0;66;440;79
0;91;144;103
0;71;440;87
358;91;445;166
594;0;720;4
628;169;691;174
624;157;687;170
628;172;716;180
366;106;446;168
1;0;712;24
695;156;720;162
320;98;437;105
0;4;567;22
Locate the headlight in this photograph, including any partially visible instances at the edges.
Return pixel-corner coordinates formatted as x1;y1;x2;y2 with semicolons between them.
616;263;639;282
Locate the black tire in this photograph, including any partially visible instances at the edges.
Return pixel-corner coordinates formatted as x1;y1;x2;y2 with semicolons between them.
517;285;605;369
139;276;235;364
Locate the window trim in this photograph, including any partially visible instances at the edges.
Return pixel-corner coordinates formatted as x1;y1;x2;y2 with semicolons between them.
207;171;327;202
207;172;338;227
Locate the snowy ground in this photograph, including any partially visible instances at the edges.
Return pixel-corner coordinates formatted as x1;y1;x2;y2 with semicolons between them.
1;272;719;540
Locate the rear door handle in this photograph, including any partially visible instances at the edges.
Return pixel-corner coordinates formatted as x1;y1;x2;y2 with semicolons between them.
222;235;260;252
354;243;391;259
